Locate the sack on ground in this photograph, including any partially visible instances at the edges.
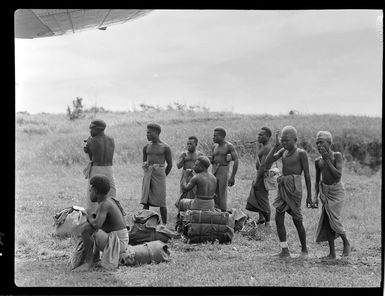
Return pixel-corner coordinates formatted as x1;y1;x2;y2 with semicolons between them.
129;212;180;245
133;209;160;226
263;167;281;191
53;206;87;237
121;240;170;266
185;223;234;244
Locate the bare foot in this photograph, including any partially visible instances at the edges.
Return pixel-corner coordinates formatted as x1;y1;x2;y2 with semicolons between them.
72;263;93;272
342;244;351;257
272;248;290;258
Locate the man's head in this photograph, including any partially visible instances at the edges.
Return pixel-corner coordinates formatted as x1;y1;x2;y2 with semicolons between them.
280;126;297;150
257;127;272;144
187;136;198;152
193;156;211;173
89;119;106;137
89;175;110;202
146;123;161;141
316;131;333;152
213;127;226;143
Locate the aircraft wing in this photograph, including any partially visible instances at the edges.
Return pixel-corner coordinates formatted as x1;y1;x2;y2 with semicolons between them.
14;9;153;39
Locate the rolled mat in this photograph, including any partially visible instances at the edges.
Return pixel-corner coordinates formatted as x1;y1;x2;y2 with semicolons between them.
122;240;170;266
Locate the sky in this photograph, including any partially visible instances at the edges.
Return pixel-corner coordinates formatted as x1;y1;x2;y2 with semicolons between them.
14;9;383;116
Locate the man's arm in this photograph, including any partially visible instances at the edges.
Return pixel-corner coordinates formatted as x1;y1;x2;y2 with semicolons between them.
176;152;186;169
299;150;312;207
164;146;173;176
88;203;108;230
265;131;284;168
84;138;93;160
142;145;148;163
255;147;270;182
181;173;197;192
228;144;239;187
208;145;215;164
320;148;342;180
314;158;321;206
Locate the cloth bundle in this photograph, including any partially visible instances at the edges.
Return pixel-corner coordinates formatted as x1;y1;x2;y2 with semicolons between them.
53;206;87;238
128;209;180;245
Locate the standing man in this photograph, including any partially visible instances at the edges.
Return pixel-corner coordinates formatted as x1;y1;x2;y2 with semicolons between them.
246;127;273;227
176;136;204;201
210;127;239;211
141;123;172;225
314;131;351;259
265;126;312;258
83;119;118;216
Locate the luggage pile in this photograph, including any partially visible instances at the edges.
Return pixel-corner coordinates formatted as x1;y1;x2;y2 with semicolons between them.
181;209;234;244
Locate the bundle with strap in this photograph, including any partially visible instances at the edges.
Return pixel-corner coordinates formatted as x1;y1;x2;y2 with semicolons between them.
185;209;234;227
128;209;180;245
185;223;234;244
53;206;87;238
120;240;170;266
183;209;235;244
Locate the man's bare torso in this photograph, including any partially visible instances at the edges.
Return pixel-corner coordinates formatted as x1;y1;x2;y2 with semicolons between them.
96;199;126;233
317;152;341;185
281;148;304;176
213;142;230;164
145;142;168;165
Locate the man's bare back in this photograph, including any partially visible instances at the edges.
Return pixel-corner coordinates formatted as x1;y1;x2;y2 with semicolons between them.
86;135;114;166
192;172;217;197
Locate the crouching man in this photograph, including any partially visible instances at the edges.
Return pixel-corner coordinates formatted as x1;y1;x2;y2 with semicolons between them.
177;156;217;211
73;175;128;271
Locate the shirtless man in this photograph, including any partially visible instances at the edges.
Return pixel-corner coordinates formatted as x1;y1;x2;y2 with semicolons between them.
74;175;128;271
246;127;273;226
141;123;172;224
314;131;351;259
179;156;217;211
83;120;118;216
265;126;312;258
210;127;239;211
176;136;204;200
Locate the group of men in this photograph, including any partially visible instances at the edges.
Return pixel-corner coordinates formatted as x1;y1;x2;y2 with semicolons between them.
74;119;350;271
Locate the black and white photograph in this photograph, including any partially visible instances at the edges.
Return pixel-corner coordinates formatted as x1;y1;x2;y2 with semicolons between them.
13;8;382;290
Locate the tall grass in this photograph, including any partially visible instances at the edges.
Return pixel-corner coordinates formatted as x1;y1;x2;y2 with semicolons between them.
16;110;382;172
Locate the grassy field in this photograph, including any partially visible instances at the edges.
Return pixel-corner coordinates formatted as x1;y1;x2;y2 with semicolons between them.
14;110;382;287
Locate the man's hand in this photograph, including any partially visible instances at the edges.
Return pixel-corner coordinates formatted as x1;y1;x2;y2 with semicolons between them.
228;176;235;187
226;153;232;162
319;146;329;160
186;168;194;176
181;152;187;159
